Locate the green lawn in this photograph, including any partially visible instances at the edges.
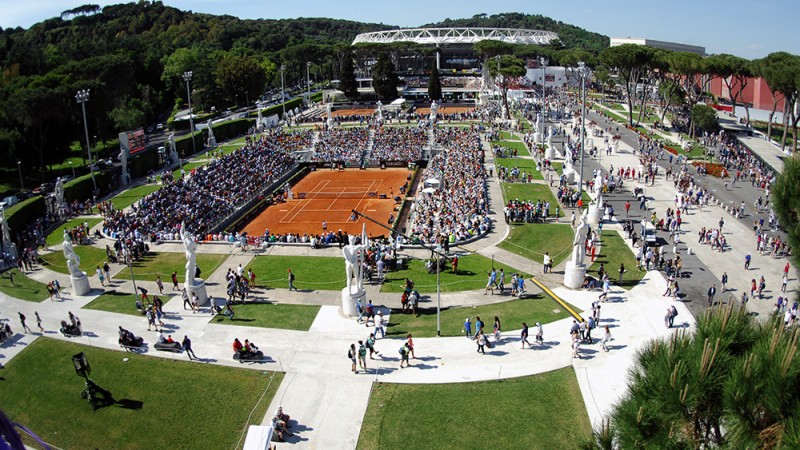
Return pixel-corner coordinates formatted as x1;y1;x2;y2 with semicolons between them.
210;303;320;331
40;245;110;275
0;338;283;450
110;184;162;210
83;290;143;316
358;367;591;450
172;162;206;179
498;131;520;140
0;268;50;302
493;140;530;157
551;162;563;175
494;158;544;181
46;217;103;246
380;254;528;294
514;112;532;131
589;230;645;289
115;252;229;284
386;293;573;337
247;255;345;291
500;183;564;217
498;223;574;267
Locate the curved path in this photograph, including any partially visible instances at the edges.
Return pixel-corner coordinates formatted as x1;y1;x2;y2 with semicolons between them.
1;126;703;449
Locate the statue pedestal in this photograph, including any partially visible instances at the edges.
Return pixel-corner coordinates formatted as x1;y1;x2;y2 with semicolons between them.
587;204;603;227
188;279;209;306
563;167;576;184
70;272;91;296
341;287;366;317
533;132;542;144
4;243;18;261
563;261;586;289
326;118;335;129
208;137;217;148
544;145;555;160
120;172;131;187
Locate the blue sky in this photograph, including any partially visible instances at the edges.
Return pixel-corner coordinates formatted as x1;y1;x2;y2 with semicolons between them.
3;0;797;58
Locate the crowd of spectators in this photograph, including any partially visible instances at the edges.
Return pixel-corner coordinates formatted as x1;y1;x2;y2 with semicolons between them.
408;127;490;244
312;128;369;164
403;76;481;89
368;126;427;163
102;130;308;240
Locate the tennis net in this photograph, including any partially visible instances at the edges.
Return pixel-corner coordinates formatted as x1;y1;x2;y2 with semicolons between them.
297;191;379;200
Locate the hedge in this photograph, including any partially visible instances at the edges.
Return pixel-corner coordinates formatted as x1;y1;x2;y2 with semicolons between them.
129;150;161;179
256;98;303;120
174;131;204;158
63;171;113;203
5;195;45;234
211;119;254;142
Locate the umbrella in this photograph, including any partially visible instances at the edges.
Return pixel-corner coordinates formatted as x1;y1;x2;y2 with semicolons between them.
425;178;440;186
422;187;437;194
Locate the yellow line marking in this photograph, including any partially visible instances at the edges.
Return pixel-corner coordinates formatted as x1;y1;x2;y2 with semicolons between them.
529;276;583;321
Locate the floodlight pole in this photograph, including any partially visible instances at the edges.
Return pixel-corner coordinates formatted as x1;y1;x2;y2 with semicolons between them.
352;209;446;337
17;161;23;190
577;62;589;201
540;56;548;122
75;89;98;196
280;65;287;120
306;62;312;102
183;71;196;158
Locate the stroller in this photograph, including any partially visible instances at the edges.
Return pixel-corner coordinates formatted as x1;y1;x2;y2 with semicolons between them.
118;326;144;349
60;319;82;337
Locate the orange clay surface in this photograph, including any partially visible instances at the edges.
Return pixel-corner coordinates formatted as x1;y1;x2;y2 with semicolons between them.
240;168;410;237
331;108;375;117
416;106;474;115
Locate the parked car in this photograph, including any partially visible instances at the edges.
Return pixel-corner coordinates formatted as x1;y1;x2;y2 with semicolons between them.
2;196;19;206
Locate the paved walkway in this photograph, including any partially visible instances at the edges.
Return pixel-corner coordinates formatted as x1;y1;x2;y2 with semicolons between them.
2;116;790;449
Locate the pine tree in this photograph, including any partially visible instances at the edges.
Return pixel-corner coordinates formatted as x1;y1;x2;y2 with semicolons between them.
339;51;359;100
427;61;442;101
372;53;399;102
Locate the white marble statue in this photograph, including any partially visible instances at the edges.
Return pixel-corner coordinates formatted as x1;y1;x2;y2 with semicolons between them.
62;230;82;277
342;224;369;294
571;213;590;267
257;109;263;128
429;101;438;121
180;222;197;288
376;100;383;120
0;211;11;247
54;177;65;207
326;103;333;121
119;148;130;184
206;120;216;147
594;172;604;208
168;133;178;164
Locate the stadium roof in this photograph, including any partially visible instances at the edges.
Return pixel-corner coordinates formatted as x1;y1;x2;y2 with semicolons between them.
352;27;558;46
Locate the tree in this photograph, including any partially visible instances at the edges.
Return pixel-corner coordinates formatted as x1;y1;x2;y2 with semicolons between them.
215;53;267;108
582;304;800;449
704;54;751;119
338;50;359;100
657;79;684;121
755;53;800;150
107;97;148;132
372;52;399;102
427;61;442;101
691;104;718;136
600;44;656;127
473;40;514;60
773;156;800;268
488;55;526;120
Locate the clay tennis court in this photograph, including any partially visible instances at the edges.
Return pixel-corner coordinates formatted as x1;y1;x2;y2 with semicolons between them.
331;108;376;117
240;168;410;237
417;106;474;115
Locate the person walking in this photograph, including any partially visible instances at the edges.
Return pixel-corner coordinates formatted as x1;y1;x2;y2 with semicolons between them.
721;272;728;291
520;322;532;349
19;312;32;333
156;276;164;294
543;252;551;273
464;317;473;339
601;325;612;352
707;284;717;306
182;335;197;360
103;262;112;283
35;312;44;333
782;274;788;293
366;333;380;359
96;266;105;287
406;334;416;358
356;298;364;323
348;344;358;374
288;269;297;291
476;331;486;354
357;340;368;372
493;316;502;341
618;263;626;285
182;288;191;310
744;253;751;270
375;311;385;338
171;271;179;290
399;343;411;368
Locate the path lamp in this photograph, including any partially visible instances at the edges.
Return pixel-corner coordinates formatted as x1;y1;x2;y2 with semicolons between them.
280;65;287;119
75;89;98;197
306;62;312;102
17;161;23;190
183;71;196;158
577;62;590;201
68;161;76;180
540;56;548;121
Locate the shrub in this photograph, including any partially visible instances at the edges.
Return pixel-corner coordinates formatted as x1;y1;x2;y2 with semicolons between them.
692;161;728;178
210;119;254;142
5;195;45;234
255;98;303;119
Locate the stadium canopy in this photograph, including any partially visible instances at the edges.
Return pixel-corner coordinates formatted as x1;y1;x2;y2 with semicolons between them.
352;28;558;46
